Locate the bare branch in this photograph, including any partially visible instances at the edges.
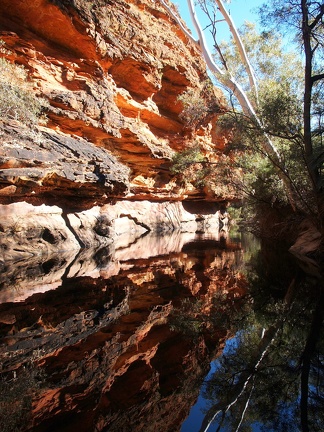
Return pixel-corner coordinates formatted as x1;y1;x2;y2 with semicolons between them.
312;73;324;83
309;3;324;30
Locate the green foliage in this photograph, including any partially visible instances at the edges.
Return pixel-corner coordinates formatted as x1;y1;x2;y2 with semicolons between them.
169;298;204;339
178;88;208;127
218;112;285;203
0;57;48;126
242;135;314;215
178;80;220;128
257;0;324;211
171;145;209;188
218;106;318;220
217;38;316;213
171;140;244;198
219;22;303;99
214;22;319;212
0;366;45;432
258;80;302;138
219;23;304;137
171;145;206;174
310;80;324;189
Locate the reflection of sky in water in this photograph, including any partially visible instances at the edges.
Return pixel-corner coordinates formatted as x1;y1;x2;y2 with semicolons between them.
181;318;301;432
181;333;267;432
181;336;238;432
181;360;219;432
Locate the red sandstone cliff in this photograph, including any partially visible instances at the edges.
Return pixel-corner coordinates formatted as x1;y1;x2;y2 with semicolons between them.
0;0;234;257
0;4;246;430
0;0;230;206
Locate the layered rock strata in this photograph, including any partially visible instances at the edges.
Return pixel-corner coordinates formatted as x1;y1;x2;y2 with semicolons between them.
0;200;223;261
0;3;244;430
0;0;232;257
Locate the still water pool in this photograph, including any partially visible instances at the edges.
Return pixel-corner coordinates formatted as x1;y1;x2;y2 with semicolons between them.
0;229;323;431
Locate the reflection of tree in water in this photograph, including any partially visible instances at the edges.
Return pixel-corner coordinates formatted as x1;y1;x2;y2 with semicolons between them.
197;244;324;432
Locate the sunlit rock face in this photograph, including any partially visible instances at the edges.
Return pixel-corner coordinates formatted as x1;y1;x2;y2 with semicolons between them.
0;0;228;206
0;0;233;256
0;232;246;432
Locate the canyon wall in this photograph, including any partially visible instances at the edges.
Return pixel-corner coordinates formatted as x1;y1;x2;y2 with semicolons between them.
0;4;246;429
0;0;233;258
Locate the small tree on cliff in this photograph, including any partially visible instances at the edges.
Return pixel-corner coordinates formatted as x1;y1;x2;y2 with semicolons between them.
161;0;324;222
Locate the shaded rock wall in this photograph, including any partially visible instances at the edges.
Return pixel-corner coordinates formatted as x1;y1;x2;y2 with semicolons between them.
0;200;222;262
0;4;245;430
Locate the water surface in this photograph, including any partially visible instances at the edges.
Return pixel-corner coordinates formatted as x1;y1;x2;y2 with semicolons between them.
0;230;323;432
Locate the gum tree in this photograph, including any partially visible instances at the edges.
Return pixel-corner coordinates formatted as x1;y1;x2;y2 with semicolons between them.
259;0;324;221
161;0;324;220
160;0;298;209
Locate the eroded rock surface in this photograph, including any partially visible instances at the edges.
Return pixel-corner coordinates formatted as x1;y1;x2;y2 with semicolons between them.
0;0;233;257
0;199;225;262
0;3;245;430
0;0;228;205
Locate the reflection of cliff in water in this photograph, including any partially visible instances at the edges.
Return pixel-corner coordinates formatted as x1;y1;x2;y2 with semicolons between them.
0;230;238;303
0;230;249;432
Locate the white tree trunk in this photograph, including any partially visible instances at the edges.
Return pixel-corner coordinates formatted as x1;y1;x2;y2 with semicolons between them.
213;0;258;100
160;0;296;209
